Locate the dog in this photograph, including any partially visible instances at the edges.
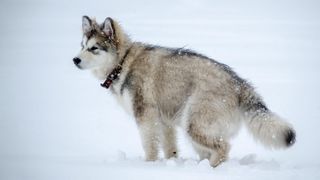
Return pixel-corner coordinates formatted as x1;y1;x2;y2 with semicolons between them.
73;16;296;167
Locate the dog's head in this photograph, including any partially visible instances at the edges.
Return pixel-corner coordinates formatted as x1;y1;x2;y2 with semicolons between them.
73;16;118;70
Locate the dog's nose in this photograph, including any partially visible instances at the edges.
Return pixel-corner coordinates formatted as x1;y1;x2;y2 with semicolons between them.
73;57;81;65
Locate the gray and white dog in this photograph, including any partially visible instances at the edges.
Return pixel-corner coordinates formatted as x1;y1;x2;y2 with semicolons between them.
73;16;296;167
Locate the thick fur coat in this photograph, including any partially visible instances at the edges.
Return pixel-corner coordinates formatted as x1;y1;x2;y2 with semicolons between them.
73;16;296;167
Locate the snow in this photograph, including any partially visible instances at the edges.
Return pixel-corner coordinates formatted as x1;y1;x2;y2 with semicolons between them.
1;0;320;179
2;153;320;180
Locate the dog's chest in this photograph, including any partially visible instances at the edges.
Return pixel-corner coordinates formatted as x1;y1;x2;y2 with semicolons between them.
112;76;135;117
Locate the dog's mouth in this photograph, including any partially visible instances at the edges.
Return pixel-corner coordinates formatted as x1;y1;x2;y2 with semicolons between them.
74;63;82;69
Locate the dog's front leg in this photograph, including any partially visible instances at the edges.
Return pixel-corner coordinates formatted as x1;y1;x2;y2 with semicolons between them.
136;108;160;161
160;122;178;159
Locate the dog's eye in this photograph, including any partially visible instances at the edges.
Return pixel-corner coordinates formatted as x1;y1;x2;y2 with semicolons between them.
89;46;98;51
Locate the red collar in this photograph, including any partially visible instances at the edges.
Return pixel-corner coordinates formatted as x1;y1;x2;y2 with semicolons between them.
100;47;132;89
100;65;122;89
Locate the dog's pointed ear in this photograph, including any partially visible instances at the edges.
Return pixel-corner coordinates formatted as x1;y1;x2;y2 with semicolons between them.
82;16;92;34
102;17;114;39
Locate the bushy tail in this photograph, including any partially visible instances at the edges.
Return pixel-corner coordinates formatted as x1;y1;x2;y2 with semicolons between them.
240;87;296;149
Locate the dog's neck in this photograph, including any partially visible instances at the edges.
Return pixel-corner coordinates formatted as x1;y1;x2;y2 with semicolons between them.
91;64;114;81
99;46;132;89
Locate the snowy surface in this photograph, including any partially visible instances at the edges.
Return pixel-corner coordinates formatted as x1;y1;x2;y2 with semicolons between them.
1;0;320;179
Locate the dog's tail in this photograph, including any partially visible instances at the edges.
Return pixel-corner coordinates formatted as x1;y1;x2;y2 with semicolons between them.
239;86;296;149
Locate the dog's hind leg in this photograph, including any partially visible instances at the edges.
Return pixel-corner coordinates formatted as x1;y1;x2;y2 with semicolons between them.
185;100;232;167
209;141;230;167
188;122;230;167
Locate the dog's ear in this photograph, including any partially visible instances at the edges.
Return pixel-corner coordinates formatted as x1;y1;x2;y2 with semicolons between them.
102;17;114;39
82;16;92;34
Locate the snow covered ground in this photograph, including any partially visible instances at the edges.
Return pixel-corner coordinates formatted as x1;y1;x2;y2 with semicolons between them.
1;0;320;179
